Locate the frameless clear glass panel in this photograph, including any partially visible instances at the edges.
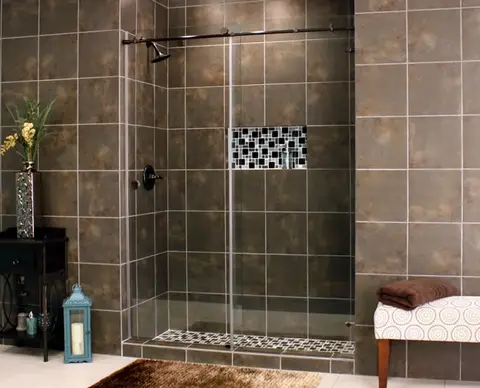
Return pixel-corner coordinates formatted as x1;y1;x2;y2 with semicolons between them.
229;24;355;356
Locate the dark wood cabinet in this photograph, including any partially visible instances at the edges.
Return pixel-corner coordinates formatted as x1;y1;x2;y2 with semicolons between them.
0;227;68;361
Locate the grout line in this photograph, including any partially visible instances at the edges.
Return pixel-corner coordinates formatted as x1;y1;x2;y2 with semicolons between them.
304;0;309;339
184;0;189;331
118;0;124;355
124;29;132;342
405;1;410;376
76;0;81;287
134;0;139;339
153;2;158;339
459;2;464;381
263;0;268;338
166;0;171;332
347;1;354;343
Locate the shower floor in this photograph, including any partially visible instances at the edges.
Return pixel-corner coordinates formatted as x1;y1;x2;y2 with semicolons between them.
153;329;355;356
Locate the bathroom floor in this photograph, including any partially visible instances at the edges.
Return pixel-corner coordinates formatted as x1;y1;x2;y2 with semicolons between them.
0;345;477;388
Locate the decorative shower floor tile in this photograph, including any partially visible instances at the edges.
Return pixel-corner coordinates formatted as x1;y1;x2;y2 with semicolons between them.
154;330;355;356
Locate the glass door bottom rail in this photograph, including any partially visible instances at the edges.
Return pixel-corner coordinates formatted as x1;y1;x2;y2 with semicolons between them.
154;330;355;356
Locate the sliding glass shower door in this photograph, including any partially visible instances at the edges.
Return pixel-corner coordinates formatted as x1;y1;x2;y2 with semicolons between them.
228;30;355;351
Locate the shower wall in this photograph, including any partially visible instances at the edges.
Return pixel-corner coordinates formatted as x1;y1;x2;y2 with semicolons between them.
0;0;169;355
355;1;480;382
165;0;355;340
121;0;169;342
0;0;132;354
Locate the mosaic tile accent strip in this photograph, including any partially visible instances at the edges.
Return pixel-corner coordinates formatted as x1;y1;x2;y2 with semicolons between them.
154;330;355;356
231;126;307;170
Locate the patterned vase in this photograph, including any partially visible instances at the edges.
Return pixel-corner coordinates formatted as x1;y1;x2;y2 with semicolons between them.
16;161;43;239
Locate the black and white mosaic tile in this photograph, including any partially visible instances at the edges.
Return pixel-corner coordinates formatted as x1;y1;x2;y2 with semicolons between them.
154;330;355;356
231;126;307;170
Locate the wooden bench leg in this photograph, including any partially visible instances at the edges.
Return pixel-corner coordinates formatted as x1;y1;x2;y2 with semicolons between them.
378;339;391;388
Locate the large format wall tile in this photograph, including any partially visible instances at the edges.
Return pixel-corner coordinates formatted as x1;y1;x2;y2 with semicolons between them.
356;65;406;116
408;9;460;62
356;12;406;64
40;34;78;79
2;0;38;37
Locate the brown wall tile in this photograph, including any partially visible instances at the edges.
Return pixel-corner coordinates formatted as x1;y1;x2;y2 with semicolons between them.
307;38;351;82
79;218;120;264
79;172;119;217
307;83;350;125
3;0;38;37
463;224;480;276
357;118;407;169
79;31;119;77
464;171;480;222
407;342;460;380
266;41;305;84
356;223;407;274
464;62;480;114
2;38;38;81
356;13;406;64
463;8;480;61
355;0;405;12
409;63;461;115
42;172;78;216
356;171;407;221
409;117;461;169
356;65;406;116
408;10;460;62
408;223;461;276
186;46;224;87
79;125;119;170
79;78;119;123
40;34;78;79
79;0;119;31
409;170;461;222
40;0;78;34
266;84;306;126
39;125;77;170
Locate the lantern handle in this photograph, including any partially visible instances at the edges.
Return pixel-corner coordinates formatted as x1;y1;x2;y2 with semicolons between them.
72;284;81;292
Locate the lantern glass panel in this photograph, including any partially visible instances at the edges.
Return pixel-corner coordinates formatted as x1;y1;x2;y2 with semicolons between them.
70;310;85;356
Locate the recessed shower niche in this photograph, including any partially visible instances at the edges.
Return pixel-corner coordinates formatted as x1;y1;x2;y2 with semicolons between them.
231;126;307;170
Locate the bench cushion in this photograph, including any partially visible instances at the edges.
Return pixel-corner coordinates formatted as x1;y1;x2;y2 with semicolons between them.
374;296;480;343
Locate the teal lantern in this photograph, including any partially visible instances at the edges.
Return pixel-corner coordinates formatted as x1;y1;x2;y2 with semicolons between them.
63;284;92;363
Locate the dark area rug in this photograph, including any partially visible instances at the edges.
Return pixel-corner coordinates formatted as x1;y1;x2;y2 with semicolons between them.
90;359;322;388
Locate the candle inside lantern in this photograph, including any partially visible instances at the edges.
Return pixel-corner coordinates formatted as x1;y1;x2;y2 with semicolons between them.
71;322;84;356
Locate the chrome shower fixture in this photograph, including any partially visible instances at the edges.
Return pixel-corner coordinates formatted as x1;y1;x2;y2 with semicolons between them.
146;41;171;63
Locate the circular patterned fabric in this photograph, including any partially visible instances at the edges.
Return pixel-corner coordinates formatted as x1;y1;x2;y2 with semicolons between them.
439;307;460;325
374;296;480;343
452;326;472;342
428;326;448;341
392;309;412;326
404;325;425;341
416;307;436;325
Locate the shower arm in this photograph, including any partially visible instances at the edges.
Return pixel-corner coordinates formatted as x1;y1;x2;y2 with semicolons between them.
122;24;354;45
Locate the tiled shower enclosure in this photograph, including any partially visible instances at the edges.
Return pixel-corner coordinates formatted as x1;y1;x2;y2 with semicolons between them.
122;0;355;373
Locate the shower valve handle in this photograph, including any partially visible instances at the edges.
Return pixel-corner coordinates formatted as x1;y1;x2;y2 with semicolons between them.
142;164;163;191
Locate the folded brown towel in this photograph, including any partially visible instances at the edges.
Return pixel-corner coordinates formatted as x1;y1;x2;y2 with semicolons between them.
377;279;459;311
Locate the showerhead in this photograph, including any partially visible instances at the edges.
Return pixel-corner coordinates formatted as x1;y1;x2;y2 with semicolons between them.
146;42;171;63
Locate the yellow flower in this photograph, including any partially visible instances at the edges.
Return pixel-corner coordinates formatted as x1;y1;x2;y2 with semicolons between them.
21;122;35;147
0;133;18;155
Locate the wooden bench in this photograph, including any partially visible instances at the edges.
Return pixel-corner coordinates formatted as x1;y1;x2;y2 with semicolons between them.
374;296;480;387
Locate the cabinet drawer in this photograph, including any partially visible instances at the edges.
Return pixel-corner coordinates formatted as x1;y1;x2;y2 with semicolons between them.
0;246;37;273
